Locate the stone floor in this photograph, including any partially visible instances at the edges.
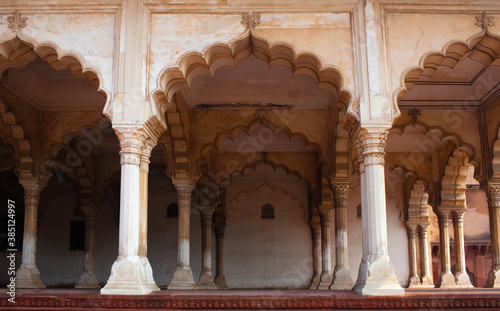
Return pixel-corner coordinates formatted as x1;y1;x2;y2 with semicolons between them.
1;288;499;310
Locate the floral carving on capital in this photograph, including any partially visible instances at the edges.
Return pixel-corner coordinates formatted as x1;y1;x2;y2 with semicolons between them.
486;184;500;209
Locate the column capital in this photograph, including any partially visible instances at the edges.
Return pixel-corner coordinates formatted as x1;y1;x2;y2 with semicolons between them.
332;182;349;209
140;138;157;172
319;209;333;223
113;125;146;166
354;126;389;167
79;205;98;219
452;210;465;224
486;183;500;209
407;224;417;238
173;178;195;197
20;181;42;197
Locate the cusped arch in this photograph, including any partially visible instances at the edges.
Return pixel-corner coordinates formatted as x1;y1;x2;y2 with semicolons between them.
440;149;471;211
0;34;110;115
41;119;112;185
197;119;326;178
228;182;307;222
389;121;481;178
396;30;500;102
153;30;352;116
0;96;33;179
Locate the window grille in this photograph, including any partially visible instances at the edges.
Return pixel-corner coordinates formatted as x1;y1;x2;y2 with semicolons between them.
166;203;179;218
261;203;275;219
357;204;362;218
69;220;85;251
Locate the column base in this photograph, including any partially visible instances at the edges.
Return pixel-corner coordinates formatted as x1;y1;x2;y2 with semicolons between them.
167;266;197;290
75;271;100;289
16;266;46;289
309;274;321;289
408;275;422;288
353;257;404;296
437;271;456;288
214;274;228;289
331;268;355;290
484;268;500;288
101;256;159;295
420;275;434;287
317;272;333;290
197;270;217;290
455;272;473;287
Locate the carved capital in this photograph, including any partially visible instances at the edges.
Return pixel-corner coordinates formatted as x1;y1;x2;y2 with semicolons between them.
140;138;156;172
354;126;389;167
332;182;349;208
21;182;41;198
486;184;500;209
319;209;333;224
173;178;195;198
452;210;465;226
114;126;146;166
438;210;451;226
407;224;417;238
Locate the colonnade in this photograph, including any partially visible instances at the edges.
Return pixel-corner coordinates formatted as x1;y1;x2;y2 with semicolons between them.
12;125;500;294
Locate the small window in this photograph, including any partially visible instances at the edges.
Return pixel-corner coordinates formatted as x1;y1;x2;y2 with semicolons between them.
166;203;179;218
69;220;85;251
261;203;275;219
357;204;362;218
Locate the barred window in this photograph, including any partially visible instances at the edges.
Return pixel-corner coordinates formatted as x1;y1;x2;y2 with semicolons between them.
166;203;179;218
69;220;85;251
357;204;362;218
261;203;275;219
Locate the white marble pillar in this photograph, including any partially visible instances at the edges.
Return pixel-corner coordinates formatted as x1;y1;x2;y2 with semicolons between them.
452;211;473;287
309;218;322;289
317;209;334;289
437;210;455;288
16;181;46;288
353;129;404;295
407;224;420;287
485;184;500;288
419;224;434;287
331;183;355;290
76;207;100;288
168;178;197;290
197;208;217;289
101;127;159;295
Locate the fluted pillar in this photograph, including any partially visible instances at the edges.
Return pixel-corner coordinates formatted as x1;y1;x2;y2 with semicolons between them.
419;224;434;287
197;208;216;289
353;128;403;295
101;126;159;295
16;182;46;288
485;184;500;287
168;178;197;290
407;224;420;287
317;209;333;289
331;183;354;290
453;210;472;287
76;207;100;288
309;217;322;289
437;210;455;287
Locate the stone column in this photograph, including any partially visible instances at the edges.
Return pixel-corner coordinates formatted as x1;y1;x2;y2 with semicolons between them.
485;184;500;288
214;222;228;289
407;224;420;287
16;182;46;288
197;208;217;289
419;224;434;287
317;209;333;289
353;128;403;295
437;210;455;287
453;210;472;287
168;178;197;290
309;217;322;289
101;127;159;295
331;183;354;290
76;207;100;288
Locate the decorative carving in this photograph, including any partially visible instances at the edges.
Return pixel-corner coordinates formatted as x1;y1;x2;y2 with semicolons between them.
7;11;27;31
407;224;417;239
486;184;500;209
408;108;421;123
332;183;349;208
475;12;495;30
363;154;385;166
241;11;261;29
